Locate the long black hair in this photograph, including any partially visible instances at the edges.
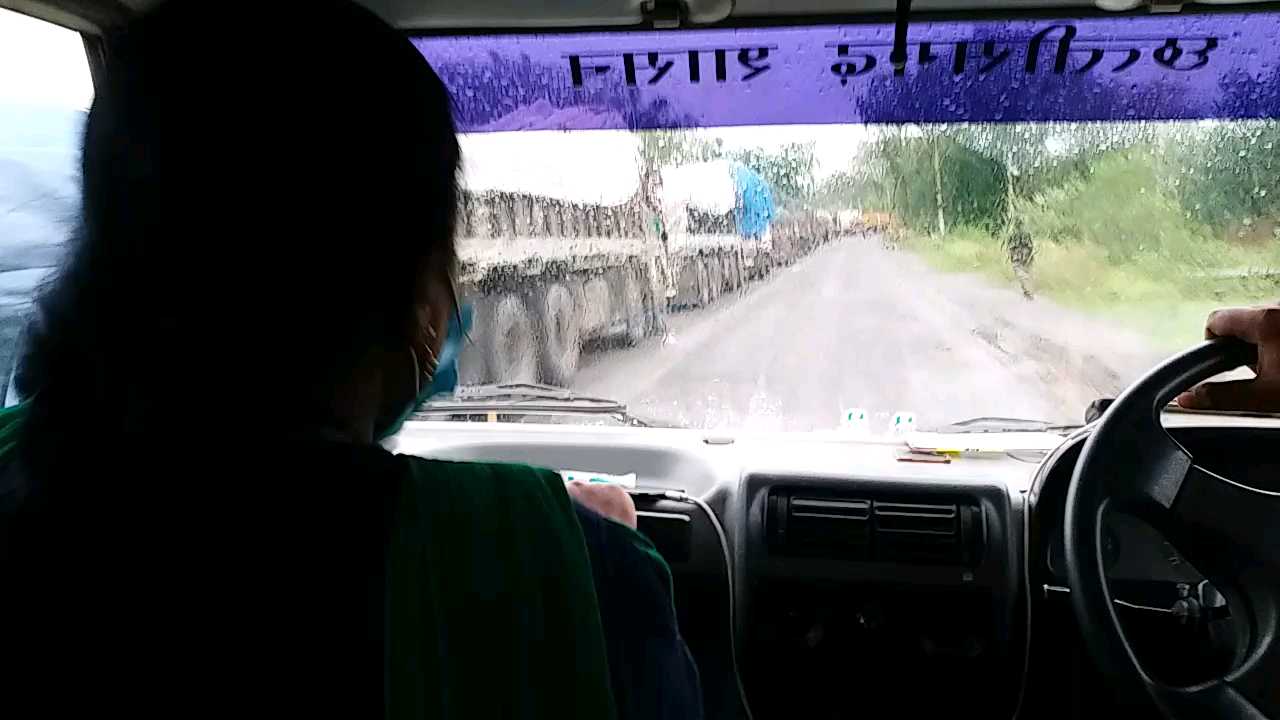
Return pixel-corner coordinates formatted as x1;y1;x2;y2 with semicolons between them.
15;0;460;488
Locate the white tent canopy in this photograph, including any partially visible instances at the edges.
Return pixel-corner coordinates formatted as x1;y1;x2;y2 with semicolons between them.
660;160;736;214
458;129;640;206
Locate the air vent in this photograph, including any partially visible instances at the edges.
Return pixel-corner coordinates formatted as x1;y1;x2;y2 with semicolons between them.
875;502;963;564
768;490;985;566
768;493;871;559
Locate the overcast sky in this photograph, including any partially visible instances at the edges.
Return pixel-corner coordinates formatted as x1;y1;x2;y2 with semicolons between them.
0;8;93;109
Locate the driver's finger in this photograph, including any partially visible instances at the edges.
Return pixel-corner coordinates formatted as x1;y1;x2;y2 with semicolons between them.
1206;306;1273;343
1205;307;1280;377
1176;378;1280;412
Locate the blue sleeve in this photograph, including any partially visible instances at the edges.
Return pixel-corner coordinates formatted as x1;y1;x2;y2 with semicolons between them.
573;501;704;720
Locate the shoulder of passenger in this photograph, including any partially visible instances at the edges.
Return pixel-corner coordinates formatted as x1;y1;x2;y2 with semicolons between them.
400;456;560;485
398;455;570;507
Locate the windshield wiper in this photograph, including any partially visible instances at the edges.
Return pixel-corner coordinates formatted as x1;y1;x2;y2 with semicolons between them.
413;383;651;427
934;416;1081;434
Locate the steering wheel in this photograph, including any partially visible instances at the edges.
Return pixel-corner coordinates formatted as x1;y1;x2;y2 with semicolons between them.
1064;338;1280;719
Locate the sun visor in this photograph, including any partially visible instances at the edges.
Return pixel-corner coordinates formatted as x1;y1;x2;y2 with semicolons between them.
364;0;730;28
414;13;1280;130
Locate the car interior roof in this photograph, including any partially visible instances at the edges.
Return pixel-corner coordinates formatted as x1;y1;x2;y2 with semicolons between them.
1;0;1274;35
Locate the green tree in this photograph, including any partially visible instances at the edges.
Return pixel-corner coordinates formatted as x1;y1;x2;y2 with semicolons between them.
945;123;1155;227
1164;121;1280;235
859;128;1006;234
1014;149;1211;263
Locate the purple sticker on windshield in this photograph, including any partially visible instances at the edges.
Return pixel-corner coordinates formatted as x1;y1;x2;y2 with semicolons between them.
413;14;1280;131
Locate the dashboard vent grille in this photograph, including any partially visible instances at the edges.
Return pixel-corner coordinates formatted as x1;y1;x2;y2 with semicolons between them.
768;491;984;566
874;502;962;564
768;494;871;559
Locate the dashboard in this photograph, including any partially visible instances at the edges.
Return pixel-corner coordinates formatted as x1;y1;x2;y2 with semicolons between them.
1036;443;1204;590
389;417;1280;720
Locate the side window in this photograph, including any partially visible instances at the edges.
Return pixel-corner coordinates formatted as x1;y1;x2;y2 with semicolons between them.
0;9;93;403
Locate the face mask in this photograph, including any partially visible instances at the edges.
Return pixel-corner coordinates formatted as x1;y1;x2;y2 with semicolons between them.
375;303;472;441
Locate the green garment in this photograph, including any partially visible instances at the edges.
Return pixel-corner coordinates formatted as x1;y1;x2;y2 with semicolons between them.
383;456;621;719
1;401;619;720
0;401;24;461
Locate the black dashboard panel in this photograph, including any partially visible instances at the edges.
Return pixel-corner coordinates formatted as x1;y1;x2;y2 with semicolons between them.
390;417;1280;719
741;473;1014;588
1030;424;1280;590
1044;511;1202;585
392;422;1034;719
1020;422;1280;717
1171;425;1280;495
737;473;1023;718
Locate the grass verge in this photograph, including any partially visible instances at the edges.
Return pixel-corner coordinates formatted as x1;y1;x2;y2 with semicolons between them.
900;227;1280;352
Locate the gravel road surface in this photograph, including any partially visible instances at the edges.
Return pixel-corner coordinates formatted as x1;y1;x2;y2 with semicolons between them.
574;235;1167;432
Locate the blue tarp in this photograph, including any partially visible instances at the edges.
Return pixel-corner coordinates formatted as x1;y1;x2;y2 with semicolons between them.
731;163;775;240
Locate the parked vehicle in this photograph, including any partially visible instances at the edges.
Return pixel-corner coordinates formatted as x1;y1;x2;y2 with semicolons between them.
454;133;840;385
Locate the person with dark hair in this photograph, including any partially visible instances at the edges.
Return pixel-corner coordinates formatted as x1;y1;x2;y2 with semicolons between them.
0;2;700;718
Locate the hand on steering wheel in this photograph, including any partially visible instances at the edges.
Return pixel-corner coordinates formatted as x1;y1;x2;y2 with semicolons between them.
1177;306;1280;412
1065;330;1280;719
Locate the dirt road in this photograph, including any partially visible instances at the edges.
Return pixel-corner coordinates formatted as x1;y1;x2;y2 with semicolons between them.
574;235;1168;431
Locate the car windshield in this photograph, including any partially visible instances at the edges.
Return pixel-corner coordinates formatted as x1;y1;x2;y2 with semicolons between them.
410;15;1280;432
4;11;1278;432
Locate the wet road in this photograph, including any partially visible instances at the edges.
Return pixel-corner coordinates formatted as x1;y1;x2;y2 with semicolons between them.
575;235;1165;432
